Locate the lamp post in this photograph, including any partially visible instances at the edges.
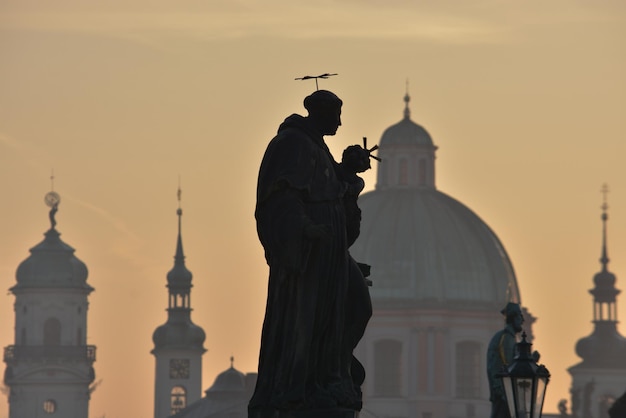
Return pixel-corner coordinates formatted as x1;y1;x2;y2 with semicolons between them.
499;332;550;418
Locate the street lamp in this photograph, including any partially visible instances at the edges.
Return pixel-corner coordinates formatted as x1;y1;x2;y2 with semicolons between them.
499;332;550;418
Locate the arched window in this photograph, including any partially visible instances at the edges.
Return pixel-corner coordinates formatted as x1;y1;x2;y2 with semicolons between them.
170;386;187;414
374;339;402;397
456;341;481;398
43;399;57;414
43;318;61;346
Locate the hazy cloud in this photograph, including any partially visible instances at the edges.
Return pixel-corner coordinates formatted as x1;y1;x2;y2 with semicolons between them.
0;132;50;171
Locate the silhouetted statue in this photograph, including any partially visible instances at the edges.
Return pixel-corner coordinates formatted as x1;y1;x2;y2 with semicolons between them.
487;302;525;418
608;390;626;418
249;90;373;418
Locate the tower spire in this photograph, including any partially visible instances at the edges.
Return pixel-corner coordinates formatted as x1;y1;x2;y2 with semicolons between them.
175;180;184;264
600;183;610;270
152;182;206;418
403;79;411;120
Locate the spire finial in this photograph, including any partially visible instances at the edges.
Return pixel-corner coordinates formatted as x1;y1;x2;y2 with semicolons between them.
177;176;182;216
174;179;185;263
45;171;60;230
403;79;411;119
230;355;234;368
600;183;610;269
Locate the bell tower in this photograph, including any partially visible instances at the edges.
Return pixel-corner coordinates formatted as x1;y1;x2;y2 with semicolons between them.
3;189;96;418
152;187;206;418
569;185;626;418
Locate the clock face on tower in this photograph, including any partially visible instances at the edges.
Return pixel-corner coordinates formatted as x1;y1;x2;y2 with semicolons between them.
169;358;190;379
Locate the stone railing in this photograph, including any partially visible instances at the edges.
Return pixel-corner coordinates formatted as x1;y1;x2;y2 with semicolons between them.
4;345;96;363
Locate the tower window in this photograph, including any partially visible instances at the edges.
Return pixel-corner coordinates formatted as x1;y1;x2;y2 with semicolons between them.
170;386;187;414
43;318;61;346
43;399;57;413
456;341;481;398
374;339;403;397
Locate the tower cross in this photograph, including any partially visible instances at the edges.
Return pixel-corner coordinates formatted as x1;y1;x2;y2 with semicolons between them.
601;183;609;212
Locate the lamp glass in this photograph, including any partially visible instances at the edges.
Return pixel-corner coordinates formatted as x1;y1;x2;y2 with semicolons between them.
502;375;516;418
515;378;533;417
532;376;548;418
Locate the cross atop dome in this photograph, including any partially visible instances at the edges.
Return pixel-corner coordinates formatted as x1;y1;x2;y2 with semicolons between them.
403;79;411;120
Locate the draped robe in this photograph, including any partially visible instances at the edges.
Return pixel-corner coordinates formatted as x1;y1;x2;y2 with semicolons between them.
250;114;369;414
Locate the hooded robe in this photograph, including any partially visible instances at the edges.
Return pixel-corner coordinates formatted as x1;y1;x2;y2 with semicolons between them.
250;113;365;413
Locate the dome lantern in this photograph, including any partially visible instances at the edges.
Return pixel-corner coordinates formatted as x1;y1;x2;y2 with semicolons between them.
376;92;438;191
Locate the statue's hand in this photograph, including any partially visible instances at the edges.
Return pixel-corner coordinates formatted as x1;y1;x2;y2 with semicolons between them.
304;224;332;240
341;145;371;174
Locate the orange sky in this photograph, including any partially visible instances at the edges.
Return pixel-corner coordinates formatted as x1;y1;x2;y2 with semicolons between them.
1;1;625;417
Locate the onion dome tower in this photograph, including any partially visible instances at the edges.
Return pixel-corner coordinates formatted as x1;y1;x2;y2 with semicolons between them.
568;186;626;418
3;189;96;418
350;90;529;418
152;188;206;418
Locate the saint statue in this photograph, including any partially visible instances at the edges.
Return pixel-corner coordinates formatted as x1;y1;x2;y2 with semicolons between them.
249;90;372;418
486;302;524;418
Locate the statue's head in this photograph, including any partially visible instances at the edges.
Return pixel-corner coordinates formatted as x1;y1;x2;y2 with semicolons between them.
304;90;343;136
501;302;524;332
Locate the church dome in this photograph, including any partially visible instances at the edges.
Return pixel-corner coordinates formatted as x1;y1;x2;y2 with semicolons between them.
14;227;91;291
379;93;433;148
352;189;518;309
575;323;626;368
205;358;246;395
349;93;519;310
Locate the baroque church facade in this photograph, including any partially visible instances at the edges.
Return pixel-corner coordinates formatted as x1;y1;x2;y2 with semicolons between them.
349;93;534;418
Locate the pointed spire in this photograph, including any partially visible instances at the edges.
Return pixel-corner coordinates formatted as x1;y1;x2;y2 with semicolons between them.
167;181;192;287
403;79;411;120
175;182;185;264
600;183;610;270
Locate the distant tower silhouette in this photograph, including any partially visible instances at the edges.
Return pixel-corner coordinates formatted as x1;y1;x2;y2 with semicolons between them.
152;188;206;418
3;190;96;418
569;185;626;418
